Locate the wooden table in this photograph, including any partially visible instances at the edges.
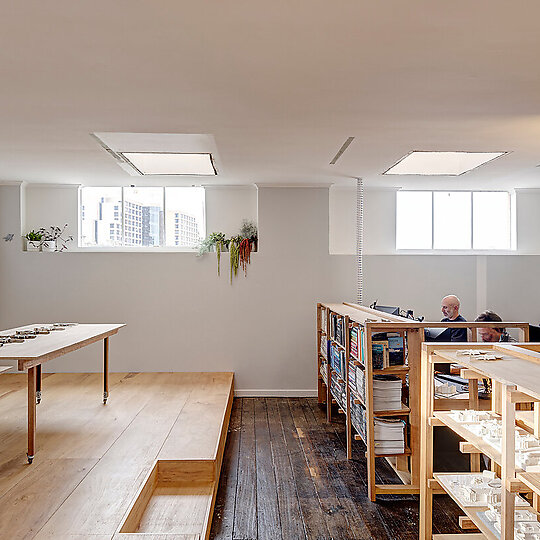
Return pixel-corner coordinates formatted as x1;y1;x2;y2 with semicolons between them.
0;323;125;463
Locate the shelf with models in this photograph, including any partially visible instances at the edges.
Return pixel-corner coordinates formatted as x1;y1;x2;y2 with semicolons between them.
317;302;422;500
420;342;540;540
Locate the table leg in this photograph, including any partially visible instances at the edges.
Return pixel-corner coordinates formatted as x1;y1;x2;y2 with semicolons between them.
27;367;36;463
103;337;109;404
36;364;42;404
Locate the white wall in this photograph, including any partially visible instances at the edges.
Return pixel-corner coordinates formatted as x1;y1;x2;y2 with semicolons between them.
0;183;355;395
3;182;540;397
330;186;540;322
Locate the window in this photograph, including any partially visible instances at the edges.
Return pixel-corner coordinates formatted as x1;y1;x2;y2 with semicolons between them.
80;187;205;248
433;192;471;249
396;191;513;251
395;191;432;250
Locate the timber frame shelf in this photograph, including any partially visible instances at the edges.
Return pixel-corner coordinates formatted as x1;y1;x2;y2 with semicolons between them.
419;342;540;540
317;302;423;501
317;304;531;504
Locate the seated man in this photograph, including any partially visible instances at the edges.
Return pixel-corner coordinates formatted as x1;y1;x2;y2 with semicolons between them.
436;295;468;342
475;310;517;342
427;295;467;375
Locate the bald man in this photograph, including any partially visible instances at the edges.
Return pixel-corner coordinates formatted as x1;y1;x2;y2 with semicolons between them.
439;295;468;342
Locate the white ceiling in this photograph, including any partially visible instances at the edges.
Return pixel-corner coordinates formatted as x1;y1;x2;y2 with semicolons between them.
2;1;540;189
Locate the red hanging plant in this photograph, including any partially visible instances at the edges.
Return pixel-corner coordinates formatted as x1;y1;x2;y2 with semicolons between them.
238;238;252;276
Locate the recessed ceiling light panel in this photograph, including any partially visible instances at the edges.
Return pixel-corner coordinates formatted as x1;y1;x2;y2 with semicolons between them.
383;151;507;176
119;152;217;176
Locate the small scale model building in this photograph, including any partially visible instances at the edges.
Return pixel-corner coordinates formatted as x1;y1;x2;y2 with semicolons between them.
449;411;540;470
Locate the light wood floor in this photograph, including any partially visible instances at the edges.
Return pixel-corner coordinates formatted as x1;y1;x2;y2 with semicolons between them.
0;372;233;540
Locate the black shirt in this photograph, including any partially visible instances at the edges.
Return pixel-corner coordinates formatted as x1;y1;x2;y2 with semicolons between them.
437;314;468;342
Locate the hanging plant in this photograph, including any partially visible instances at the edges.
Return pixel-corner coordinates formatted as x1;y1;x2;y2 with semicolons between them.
239;238;251;276
229;235;242;284
197;232;229;276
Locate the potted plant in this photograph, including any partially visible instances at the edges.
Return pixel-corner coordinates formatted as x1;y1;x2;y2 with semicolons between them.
24;230;43;251
39;224;73;252
240;219;258;251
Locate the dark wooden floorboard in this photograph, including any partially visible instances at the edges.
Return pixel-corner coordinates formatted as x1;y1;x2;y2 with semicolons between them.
210;398;242;540
210;398;463;540
278;398;332;540
266;398;307;540
232;398;257;540
288;398;352;540
254;399;283;540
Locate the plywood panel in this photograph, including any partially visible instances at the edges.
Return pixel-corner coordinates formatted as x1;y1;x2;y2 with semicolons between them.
0;372;233;539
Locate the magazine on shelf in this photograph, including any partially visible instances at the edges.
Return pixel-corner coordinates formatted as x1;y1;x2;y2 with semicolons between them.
373;374;403;411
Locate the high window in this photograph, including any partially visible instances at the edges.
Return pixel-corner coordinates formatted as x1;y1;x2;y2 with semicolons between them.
396;191;513;251
80;187;205;248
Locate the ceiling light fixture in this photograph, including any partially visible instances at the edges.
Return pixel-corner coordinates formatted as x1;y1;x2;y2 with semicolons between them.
383;151;507;176
330;137;355;165
118;152;217;176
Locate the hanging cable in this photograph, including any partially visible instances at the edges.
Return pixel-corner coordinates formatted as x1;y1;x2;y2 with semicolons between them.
356;178;364;305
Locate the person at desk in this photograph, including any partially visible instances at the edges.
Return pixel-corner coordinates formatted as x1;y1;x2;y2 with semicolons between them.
427;295;467;375
436;295;468;342
475;310;517;342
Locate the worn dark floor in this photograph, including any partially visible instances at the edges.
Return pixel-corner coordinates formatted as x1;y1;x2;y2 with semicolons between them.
210;397;465;540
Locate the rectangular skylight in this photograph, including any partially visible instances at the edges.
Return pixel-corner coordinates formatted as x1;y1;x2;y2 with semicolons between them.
383;151;506;176
119;152;217;176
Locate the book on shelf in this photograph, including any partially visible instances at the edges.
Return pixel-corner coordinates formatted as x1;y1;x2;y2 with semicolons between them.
371;333;405;369
329;313;345;346
350;325;359;359
372;341;389;370
320;307;327;332
387;334;405;366
319;336;327;359
354;365;365;402
329;341;346;378
373;374;403;411
350;399;367;441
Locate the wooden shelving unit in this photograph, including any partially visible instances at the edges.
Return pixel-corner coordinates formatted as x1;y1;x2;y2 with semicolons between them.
317;302;423;501
420;342;540;539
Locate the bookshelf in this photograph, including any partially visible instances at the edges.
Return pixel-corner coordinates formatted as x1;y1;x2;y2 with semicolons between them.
419;342;540;540
317;302;423;501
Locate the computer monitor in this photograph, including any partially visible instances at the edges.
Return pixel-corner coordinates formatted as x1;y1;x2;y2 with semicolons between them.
529;324;540;342
371;303;400;316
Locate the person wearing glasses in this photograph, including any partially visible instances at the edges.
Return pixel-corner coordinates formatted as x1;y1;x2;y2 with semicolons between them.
475;310;517;343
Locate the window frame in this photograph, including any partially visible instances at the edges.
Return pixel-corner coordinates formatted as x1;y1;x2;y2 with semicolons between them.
395;189;515;253
78;186;206;251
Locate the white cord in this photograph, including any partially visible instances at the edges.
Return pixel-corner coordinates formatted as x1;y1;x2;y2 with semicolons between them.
356;178;364;305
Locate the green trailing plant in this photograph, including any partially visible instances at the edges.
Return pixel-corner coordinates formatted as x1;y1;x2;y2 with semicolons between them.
228;235;242;283
197;232;230;276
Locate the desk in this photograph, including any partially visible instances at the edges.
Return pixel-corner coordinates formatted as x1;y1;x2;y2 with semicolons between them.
0;323;125;463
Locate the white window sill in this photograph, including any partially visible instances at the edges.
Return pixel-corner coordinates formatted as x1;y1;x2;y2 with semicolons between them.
393;249;518;256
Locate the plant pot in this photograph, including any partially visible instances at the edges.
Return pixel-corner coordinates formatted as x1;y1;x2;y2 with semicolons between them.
41;240;56;252
26;241;41;252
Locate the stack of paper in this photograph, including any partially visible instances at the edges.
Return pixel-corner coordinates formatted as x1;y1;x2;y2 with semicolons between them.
373;418;406;454
373;375;402;411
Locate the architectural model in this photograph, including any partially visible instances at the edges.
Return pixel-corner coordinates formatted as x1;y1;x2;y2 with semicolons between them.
456;349;503;361
436;472;529;508
449;411;540;470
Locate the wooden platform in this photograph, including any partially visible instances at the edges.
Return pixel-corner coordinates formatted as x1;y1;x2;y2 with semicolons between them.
0;372;233;540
